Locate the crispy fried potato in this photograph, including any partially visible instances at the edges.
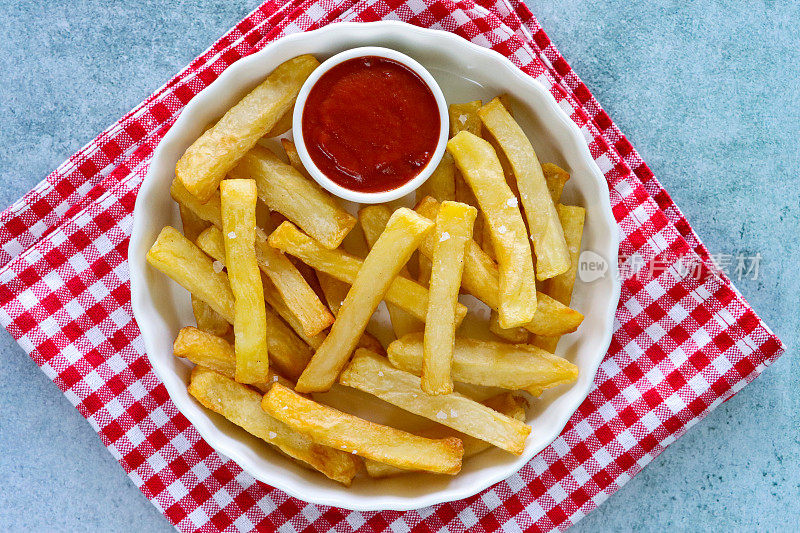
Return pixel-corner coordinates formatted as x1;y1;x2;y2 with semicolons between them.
446;131;537;328
388;333;579;392
267;222;468;324
197;225;333;337
189;367;358;484
280;138;311;180
340;350;530;454
173;326;292;392
262;383;463;474
296;209;433;392
179;205;230;336
542;163;570;204
171;178;223;228
489;310;528;343
423;201;477;395
415;152;456;203
265;107;294;138
415;197;584;336
449;100;482;137
358;206;423;339
176;55;319;202
364;393;527;477
230;145;355;249
221;179;269;383
479;98;570;280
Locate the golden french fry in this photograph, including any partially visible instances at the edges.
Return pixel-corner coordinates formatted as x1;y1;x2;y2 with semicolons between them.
230;145;355;249
447;131;537;328
340;350;530;454
197;225;333;337
364;393;527;478
147;226;234;320
531;204;586;356
423;201;477;395
189;367;358;485
176;55;319;202
358;206;423;339
479;98;570;280
416;197;584;336
171;178;222;228
449;100;482;137
296;209;433;392
489;309;528;343
280;138;311;180
267;222;468;324
179;205;230;336
542;163;570;204
262;383;463;474
530;335;560;354
415;152;456;203
148;226;311;379
221;179;269;384
388;333;579;392
173;326;292;392
265;107;294;138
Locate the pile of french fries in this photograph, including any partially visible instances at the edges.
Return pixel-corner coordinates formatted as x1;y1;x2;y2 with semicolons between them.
147;54;587;485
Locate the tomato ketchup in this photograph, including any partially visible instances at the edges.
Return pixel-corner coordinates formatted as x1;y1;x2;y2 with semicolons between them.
301;56;440;193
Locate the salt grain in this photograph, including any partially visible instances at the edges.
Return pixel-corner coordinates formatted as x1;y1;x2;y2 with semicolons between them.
497;225;507;234
436;410;448;420
450;409;458;417
458;114;467;125
268;431;277;439
506;197;518;208
439;231;450;242
378;371;384;377
227;231;236;239
212;260;224;273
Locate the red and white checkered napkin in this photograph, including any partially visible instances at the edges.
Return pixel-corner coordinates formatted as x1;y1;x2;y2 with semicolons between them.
0;0;784;530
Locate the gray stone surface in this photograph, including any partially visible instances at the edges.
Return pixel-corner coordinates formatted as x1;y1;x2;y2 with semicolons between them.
0;1;797;531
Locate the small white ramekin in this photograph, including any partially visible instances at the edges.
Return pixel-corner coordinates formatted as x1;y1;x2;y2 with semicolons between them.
292;46;449;204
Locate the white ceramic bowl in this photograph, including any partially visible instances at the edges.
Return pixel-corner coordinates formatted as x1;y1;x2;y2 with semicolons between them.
292;46;449;204
129;21;620;511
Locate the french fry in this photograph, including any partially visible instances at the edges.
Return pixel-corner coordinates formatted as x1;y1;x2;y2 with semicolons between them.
262;383;463;474
176;55;319;202
147;226;311;379
173;326;292;392
179;205;230;336
423;201;477;395
147;226;234;320
542;163;570;204
364;393;527;477
531;205;586;355
358;206;423;339
281;138;311;180
449;100;482;136
447;131;537;328
416;197;584;336
197;225;334;337
265;107;294;138
317;271;350;317
489;310;528;343
221;179;269;384
267;222;468;324
189;367;358;485
415;152;456;204
478;98;570;280
295;209;433;392
230;145;355;249
171;178;222;228
340;350;530;454
388;333;579;392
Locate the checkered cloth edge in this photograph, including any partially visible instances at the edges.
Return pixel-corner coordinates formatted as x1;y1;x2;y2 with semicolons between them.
0;1;783;531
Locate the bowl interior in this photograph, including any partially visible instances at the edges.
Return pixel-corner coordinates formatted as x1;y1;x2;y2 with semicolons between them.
130;22;619;511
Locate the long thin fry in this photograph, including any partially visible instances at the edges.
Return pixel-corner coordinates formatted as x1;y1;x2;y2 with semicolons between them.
542;163;570;204
489;310;528;343
447;131;537;328
262;384;463;474
295;209;433;392
449;100;482;137
230;145;355;249
415;197;583;336
221;179;269;383
267;222;468;324
189;367;358;485
176;55;319;202
479;98;570;280
358;206;423;339
364;393;527;477
281;138;312;180
388;333;579;392
340;350;530;454
423;201;477;395
415;152;456;203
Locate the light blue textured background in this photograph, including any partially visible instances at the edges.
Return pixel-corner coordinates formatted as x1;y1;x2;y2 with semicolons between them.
1;1;797;531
